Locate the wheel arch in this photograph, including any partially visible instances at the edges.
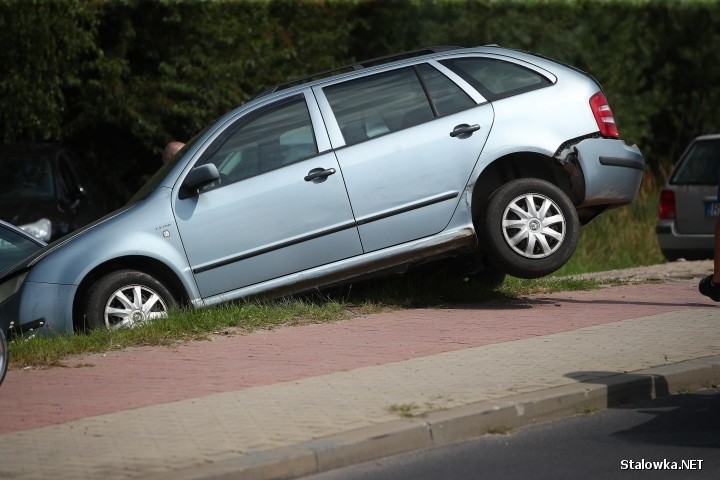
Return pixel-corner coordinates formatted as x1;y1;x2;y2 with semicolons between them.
72;256;191;330
470;151;575;225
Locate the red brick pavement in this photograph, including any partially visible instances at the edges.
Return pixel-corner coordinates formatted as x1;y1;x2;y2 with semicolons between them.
0;280;714;434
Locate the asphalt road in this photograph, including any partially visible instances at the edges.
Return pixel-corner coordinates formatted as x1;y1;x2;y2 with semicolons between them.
305;389;720;480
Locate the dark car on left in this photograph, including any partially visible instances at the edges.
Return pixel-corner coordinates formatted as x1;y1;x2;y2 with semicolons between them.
0;219;46;383
0;144;108;242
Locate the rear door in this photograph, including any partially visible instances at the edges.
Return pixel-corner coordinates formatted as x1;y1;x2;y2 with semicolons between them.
669;138;720;234
314;62;493;252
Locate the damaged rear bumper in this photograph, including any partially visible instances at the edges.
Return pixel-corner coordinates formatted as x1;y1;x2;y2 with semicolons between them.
561;138;645;208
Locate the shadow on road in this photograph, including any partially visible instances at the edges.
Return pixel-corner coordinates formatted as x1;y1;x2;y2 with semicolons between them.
565;370;720;448
610;390;720;449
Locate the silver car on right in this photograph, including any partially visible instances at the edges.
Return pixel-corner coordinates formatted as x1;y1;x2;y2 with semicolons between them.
657;133;720;260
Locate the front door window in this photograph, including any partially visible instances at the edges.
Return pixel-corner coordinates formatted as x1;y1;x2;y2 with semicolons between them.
201;97;319;187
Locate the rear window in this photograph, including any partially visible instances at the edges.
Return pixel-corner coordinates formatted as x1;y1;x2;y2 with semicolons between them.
670;139;720;185
439;57;551;101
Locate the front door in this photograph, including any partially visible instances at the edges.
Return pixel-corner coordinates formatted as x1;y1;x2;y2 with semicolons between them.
174;94;362;299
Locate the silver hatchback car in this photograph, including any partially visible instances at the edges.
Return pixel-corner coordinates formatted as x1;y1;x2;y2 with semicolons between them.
1;45;644;335
657;133;720;260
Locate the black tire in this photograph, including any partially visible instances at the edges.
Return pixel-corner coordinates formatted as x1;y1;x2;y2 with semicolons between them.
0;329;7;387
82;270;176;330
481;178;579;279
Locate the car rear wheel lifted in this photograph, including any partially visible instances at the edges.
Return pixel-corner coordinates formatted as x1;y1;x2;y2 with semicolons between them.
82;270;176;330
482;178;579;279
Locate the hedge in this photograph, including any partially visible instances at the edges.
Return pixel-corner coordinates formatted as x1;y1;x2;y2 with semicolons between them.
1;0;717;205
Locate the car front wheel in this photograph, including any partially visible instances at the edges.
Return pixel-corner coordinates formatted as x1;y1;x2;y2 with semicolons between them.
83;270;176;330
482;178;579;279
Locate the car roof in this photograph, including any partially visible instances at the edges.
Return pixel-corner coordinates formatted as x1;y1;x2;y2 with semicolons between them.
254;46;462;98
249;44;568;108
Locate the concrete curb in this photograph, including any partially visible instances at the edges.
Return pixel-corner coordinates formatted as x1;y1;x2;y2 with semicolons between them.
150;355;720;480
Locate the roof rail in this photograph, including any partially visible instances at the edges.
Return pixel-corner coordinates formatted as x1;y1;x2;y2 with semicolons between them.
254;46;461;98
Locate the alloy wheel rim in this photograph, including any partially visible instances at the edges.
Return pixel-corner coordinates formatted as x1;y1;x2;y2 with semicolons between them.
501;193;566;259
104;285;168;329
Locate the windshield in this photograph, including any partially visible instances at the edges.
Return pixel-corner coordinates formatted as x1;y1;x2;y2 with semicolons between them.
0;223;44;273
671;139;720;185
0;154;54;200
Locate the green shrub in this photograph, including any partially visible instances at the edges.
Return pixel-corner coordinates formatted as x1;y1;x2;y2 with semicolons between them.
556;180;665;275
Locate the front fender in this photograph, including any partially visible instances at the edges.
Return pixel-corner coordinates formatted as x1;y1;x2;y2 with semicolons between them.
22;188;201;335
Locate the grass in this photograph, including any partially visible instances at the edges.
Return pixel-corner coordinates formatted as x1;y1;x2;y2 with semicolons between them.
9;299;367;369
486;426;512;435
578;405;599;414
555;181;665;275
387;397;453;418
674;386;693;394
8;184;664;369
387;403;421;418
8;275;608;369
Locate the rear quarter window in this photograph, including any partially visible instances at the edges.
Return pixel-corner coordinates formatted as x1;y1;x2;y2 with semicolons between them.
439;57;551;101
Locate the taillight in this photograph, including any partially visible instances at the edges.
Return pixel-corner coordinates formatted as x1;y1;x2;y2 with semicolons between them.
589;92;620;139
658;189;676;220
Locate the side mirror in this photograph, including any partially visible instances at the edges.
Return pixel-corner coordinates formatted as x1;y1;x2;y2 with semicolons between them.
180;164;220;199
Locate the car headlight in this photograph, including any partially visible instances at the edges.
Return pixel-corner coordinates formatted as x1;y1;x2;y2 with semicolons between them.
20;218;52;242
0;271;28;305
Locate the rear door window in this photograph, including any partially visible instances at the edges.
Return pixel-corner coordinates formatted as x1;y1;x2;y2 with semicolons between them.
323;63;483;147
439;57;551;101
323;67;434;146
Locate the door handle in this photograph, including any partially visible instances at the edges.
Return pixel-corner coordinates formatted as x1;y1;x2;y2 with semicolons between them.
304;167;336;183
450;124;481;138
